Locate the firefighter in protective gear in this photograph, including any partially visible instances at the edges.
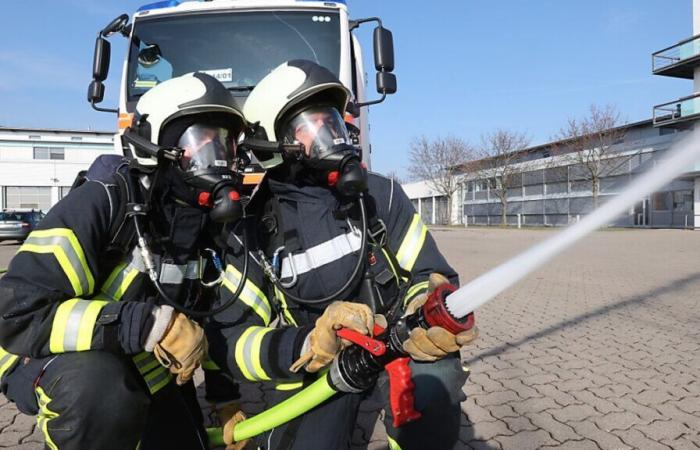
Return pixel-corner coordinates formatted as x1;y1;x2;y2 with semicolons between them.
0;73;246;450
207;60;476;450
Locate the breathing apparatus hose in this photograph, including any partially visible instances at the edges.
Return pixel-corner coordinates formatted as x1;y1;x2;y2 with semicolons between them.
132;212;249;318
269;193;368;305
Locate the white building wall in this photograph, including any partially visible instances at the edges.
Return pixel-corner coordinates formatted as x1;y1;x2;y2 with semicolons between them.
0;128;116;211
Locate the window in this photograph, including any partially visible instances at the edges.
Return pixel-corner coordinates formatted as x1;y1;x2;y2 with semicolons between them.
60;186;72;199
28;135;40;140
4;187;51;210
71;136;83;141
652;192;671;211
33;147;65;160
673;191;693;211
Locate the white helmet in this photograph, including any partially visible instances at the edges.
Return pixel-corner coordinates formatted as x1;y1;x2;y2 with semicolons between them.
243;60;351;169
127;72;246;168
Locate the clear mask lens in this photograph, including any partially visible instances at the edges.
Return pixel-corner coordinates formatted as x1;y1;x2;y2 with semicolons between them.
177;124;236;172
283;107;352;159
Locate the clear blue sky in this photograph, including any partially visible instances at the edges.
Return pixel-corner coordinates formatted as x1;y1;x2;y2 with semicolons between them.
0;1;692;177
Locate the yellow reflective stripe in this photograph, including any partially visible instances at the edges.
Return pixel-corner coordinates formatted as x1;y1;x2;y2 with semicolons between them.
388;436;402;450
235;326;273;381
143;366;172;394
381;248;403;282
202;357;220;371
35;386;59;450
275;381;304;391
49;299;109;352
395;214;428;272
0;347;19;379
133;352;174;394
274;286;297;326
19;228;94;296
403;281;429;307
223;265;272;325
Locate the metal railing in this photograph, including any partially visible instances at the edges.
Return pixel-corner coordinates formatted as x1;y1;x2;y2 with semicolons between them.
653;92;700;126
653;34;700;75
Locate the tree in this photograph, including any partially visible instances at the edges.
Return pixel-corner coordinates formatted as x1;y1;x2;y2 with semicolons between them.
554;104;628;209
408;136;474;224
478;129;531;226
384;170;404;185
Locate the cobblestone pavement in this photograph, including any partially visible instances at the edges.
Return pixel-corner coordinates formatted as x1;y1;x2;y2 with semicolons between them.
2;228;700;449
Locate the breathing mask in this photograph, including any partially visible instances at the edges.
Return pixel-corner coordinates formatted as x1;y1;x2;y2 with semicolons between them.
280;106;367;197
173;122;243;223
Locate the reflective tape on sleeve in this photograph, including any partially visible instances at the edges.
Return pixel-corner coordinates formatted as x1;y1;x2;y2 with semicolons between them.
133;352;173;394
234;326;273;381
19;228;95;296
100;247;145;301
49;299;109;353
395;214;428;272
403;280;430;307
0;347;19;380
222;265;272;325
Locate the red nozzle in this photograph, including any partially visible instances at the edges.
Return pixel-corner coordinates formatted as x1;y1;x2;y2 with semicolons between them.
198;192;212;207
228;190;240;201
422;284;475;334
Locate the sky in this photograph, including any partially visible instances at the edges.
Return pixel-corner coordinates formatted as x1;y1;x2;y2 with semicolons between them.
0;1;693;178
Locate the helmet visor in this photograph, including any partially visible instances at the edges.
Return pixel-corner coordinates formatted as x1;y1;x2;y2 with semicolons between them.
177;124;237;173
282;106;352;160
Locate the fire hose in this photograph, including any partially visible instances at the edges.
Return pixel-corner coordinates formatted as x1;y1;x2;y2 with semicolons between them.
207;282;474;446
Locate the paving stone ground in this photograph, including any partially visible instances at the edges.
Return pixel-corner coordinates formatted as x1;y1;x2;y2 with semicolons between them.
1;227;700;449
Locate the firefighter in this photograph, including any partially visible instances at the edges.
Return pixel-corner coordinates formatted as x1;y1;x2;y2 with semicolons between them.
0;72;247;450
208;60;477;450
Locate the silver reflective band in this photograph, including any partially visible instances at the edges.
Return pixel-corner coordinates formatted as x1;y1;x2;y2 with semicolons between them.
280;229;362;280
159;260;200;284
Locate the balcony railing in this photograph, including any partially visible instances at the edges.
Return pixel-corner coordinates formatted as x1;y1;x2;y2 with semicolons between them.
652;34;700;79
653;92;700;126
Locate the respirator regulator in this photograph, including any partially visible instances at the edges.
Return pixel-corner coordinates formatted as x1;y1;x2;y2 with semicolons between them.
281;106;368;197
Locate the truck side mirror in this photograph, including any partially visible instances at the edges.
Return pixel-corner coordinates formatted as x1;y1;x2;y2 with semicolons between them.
373;26;394;72
87;80;105;104
376;72;397;95
92;37;111;82
88;13;128;114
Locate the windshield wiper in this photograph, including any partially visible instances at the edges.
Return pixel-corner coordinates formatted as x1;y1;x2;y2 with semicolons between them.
229;85;255;92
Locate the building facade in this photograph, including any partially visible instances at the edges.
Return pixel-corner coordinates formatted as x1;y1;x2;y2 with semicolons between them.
405;121;697;228
0;127;116;211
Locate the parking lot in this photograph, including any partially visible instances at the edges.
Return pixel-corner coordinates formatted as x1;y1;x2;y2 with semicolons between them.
1;227;700;449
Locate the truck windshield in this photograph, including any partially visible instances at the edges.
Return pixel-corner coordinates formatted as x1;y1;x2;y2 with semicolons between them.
126;10;341;102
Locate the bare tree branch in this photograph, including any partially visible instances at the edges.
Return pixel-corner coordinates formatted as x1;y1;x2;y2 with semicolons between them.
553;104;629;208
408;135;474;223
477;129;531;225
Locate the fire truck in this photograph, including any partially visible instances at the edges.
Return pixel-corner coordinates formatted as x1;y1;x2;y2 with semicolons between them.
87;0;397;184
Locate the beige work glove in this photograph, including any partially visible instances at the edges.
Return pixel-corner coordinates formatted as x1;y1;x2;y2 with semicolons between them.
290;301;374;373
402;273;478;361
218;402;252;450
151;310;208;385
